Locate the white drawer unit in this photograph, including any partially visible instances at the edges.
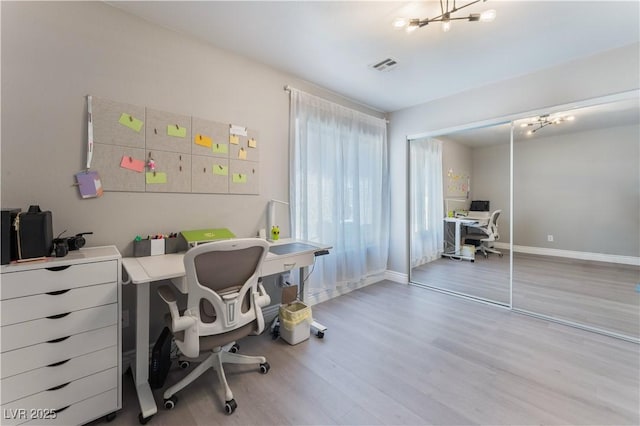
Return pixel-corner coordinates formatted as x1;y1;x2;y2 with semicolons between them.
0;246;122;426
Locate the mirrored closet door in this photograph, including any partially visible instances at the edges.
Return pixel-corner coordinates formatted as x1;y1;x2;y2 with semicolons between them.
511;95;640;341
409;123;512;306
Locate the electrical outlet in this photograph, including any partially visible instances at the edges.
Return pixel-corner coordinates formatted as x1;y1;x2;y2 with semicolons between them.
547;235;554;242
122;310;129;328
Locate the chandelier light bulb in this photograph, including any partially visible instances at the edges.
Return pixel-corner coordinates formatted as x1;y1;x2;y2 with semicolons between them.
480;9;497;22
567;115;575;121
393;18;407;28
442;21;451;32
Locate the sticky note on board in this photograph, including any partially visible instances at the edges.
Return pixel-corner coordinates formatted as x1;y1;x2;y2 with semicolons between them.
213;165;228;176
230;124;248;136
118;113;144;132
146;172;167;184
229;134;239;145
248;138;257;148
212;143;228;154
120;155;146;172
194;134;212;148
167;125;187;138
232;173;247;183
238;148;247;160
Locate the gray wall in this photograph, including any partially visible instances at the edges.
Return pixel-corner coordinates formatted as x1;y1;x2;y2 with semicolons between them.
0;1;383;351
513;124;639;255
471;142;511;242
388;43;640;274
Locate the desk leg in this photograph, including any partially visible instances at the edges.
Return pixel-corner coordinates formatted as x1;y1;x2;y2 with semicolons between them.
454;222;461;255
300;267;327;338
134;282;157;422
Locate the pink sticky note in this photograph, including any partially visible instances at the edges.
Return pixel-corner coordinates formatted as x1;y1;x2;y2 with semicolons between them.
120;155;145;172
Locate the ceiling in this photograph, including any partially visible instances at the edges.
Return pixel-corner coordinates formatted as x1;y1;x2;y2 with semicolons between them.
108;1;639;113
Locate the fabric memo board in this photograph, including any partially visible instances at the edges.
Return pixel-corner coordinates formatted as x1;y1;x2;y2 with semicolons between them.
89;96;260;194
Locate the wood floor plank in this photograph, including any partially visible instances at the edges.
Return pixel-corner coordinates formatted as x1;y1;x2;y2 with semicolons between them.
99;281;639;426
412;251;640;339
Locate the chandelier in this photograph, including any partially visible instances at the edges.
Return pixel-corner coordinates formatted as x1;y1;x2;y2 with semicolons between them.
520;114;576;136
394;0;496;33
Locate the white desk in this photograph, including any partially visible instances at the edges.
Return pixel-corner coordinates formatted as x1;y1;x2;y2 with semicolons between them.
442;217;478;262
121;238;330;423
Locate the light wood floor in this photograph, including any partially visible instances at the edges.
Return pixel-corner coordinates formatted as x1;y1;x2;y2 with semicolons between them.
412;252;640;339
102;281;639;426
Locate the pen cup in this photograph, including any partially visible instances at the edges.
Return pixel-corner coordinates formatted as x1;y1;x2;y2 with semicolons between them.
133;240;151;257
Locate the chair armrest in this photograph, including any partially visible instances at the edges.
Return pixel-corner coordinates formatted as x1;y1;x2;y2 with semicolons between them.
157;285;196;332
255;281;271;308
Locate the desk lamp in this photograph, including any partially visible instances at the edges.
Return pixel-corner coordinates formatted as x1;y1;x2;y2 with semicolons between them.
267;199;289;242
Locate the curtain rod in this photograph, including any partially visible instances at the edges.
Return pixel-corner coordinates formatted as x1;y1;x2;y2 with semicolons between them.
283;85;390;123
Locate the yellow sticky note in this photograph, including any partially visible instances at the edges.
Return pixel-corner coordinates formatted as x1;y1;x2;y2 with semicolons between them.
232;173;247;183
212;143;228;154
167;125;187;138
213;165;228;176
238;148;247;160
229;134;239;145
146;172;167;184
194;134;212;148
248;138;257;148
118;113;143;132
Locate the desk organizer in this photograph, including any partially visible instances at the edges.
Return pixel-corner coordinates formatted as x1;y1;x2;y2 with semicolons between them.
133;237;183;257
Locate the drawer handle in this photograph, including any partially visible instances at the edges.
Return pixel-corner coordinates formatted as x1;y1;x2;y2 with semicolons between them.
45;265;71;272
46;289;71;296
47;336;70;344
53;405;70;414
284;263;296;270
47;382;70;391
47;359;71;367
47;312;71;319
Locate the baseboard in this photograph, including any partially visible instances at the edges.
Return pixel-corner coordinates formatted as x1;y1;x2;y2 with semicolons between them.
305;271;387;306
494;243;639;266
384;270;409;284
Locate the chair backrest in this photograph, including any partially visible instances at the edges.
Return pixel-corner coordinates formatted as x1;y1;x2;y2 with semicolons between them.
487;209;501;241
182;238;270;339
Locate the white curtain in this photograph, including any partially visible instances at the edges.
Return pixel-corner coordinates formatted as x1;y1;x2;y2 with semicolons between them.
289;89;389;292
410;137;444;267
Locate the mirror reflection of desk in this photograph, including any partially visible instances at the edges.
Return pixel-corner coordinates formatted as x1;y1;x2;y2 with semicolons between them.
443;217;479;261
121;238;330;422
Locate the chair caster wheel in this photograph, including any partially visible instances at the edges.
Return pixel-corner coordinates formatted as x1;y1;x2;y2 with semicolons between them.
272;325;280;340
138;413;153;424
106;412;117;422
164;395;178;410
179;360;190;369
224;399;237;415
230;343;239;353
316;331;325;338
259;362;270;374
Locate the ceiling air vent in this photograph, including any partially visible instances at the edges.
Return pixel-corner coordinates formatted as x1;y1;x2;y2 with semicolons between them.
369;57;398;72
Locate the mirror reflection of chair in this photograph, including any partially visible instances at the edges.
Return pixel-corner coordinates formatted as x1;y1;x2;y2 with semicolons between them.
157;238;272;415
465;209;503;258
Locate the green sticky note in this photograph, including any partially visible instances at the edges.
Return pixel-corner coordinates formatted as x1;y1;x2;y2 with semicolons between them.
167;125;187;138
213;165;228;176
118;113;143;132
232;173;247;183
146;172;167;184
212;143;228;154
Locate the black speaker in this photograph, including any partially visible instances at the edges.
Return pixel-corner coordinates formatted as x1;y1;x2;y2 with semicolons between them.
1;208;21;265
149;327;172;389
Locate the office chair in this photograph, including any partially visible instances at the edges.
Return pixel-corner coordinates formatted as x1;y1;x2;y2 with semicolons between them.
465;209;503;258
157;238;272;415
